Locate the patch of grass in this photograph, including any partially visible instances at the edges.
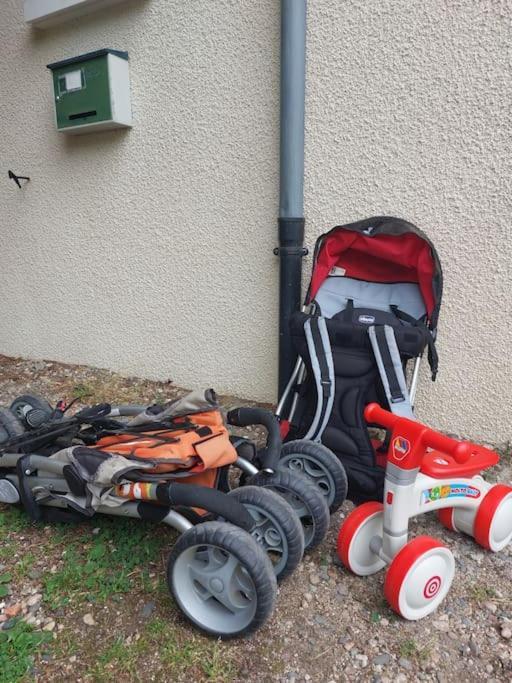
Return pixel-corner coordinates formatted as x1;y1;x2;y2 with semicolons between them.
0;506;32;536
0;619;52;683
470;583;497;603
92;636;146;681
50;629;79;661
14;553;36;580
399;638;417;658
160;637;203;675
0;573;11;599
43;519;171;609
91;619;238;683
71;377;168;405
200;641;236;682
319;553;330;567
71;383;94;401
497;441;512;461
398;637;431;663
416;644;431;663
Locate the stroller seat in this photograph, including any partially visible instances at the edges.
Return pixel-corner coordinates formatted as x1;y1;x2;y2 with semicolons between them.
314;275;427;321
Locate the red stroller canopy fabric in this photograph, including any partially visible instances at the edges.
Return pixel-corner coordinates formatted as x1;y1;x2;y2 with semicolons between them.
309;231;437;321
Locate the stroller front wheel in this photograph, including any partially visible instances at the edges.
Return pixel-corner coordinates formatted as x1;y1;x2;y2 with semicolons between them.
228;485;304;581
167;521;276;638
0;407;26;444
279;440;348;513
247;470;330;551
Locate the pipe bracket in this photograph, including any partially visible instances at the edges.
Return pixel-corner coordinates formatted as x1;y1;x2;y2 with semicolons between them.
274;246;308;256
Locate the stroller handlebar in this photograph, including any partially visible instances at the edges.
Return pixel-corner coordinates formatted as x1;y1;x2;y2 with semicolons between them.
226;407;281;470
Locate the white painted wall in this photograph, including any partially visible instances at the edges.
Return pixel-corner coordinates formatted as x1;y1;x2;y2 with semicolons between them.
0;0;510;441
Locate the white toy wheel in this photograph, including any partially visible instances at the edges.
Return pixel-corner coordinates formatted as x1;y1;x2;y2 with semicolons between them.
337;501;385;576
473;484;512;552
384;536;455;620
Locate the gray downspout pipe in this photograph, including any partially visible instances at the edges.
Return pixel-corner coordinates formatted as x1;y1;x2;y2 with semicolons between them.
276;0;307;397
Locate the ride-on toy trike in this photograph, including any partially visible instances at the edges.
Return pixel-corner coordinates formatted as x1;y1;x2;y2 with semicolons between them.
337;403;512;620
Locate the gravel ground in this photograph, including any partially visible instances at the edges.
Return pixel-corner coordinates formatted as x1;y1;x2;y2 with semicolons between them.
0;354;511;683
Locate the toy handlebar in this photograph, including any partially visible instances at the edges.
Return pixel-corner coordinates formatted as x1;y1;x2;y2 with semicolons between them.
226;407;281;470
364;403;400;430
364;403;473;464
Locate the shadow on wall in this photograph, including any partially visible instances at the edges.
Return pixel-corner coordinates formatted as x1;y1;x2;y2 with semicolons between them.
26;0;152;47
60;128;131;152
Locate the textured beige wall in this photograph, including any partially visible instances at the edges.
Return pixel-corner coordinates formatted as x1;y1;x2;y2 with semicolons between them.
0;0;510;441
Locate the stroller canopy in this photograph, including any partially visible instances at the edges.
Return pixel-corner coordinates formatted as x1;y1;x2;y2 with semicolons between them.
307;217;443;331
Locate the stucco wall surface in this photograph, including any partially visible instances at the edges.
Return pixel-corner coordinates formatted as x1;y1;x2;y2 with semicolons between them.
0;0;510;441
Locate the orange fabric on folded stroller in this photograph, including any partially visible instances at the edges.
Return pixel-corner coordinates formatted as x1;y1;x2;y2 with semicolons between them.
94;409;238;475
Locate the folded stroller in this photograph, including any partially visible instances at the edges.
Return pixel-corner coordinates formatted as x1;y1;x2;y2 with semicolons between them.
6;390;330;554
277;216;443;503
0;390;319;637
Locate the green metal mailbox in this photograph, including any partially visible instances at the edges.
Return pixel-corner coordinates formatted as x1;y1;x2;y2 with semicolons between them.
47;49;132;134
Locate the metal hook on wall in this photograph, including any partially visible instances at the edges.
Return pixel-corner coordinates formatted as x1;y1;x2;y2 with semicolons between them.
8;170;30;189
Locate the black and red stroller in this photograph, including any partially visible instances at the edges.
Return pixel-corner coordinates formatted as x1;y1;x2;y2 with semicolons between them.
277;216;443;503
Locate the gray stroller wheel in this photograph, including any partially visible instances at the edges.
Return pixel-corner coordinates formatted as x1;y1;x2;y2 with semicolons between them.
228;486;304;581
0;407;25;444
10;394;53;429
167;521;276;638
279;440;348;513
247;470;330;551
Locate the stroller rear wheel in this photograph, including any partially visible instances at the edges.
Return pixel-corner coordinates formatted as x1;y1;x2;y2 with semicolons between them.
279;440;348;513
228;486;304;581
10;394;53;429
247;470;329;551
167;521;276;638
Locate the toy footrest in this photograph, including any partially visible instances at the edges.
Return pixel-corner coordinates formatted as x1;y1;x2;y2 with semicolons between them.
420;449;498;479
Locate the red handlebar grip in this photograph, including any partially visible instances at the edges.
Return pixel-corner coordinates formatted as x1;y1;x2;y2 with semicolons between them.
365;404;469;463
426;431;472;463
364;403;400;429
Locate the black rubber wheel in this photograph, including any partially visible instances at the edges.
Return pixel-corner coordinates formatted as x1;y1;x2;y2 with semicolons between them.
167;521;277;638
247;470;330;551
228;485;304;582
10;394;53;429
0;407;25;444
279;440;348;513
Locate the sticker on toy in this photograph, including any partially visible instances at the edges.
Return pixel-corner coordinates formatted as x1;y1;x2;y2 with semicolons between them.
392;436;410;461
421;483;481;505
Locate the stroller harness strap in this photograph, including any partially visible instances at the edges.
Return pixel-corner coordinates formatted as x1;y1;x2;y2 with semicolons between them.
390;305;439;381
303;317;335;441
368;325;414;419
302;317;415;445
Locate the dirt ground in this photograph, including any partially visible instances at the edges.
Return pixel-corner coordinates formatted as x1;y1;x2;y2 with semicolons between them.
0;354;511;683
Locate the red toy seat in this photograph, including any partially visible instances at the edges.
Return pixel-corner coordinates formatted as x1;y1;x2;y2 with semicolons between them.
420;449;499;479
